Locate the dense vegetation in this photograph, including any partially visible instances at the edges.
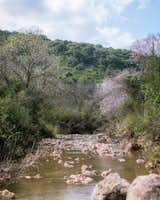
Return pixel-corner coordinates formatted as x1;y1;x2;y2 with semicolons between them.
50;40;134;82
0;29;133;160
0;30;134;83
122;34;160;143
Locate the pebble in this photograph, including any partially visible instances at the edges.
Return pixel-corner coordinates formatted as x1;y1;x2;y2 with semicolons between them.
118;158;126;162
64;162;74;168
136;159;145;164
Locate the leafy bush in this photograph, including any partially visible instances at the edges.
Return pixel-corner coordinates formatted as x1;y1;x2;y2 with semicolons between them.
51;108;104;135
0;86;53;160
121;34;160;141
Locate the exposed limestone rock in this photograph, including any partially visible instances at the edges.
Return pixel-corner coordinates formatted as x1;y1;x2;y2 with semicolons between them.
66;174;93;185
126;174;160;200
118;158;126;162
136;159;145;164
24;175;32;180
91;173;130;200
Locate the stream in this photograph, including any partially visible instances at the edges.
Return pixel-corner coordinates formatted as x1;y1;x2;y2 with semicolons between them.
8;135;147;200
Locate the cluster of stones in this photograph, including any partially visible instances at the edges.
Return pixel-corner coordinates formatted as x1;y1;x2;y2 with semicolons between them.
21;133;148;172
66;174;93;185
4;133;159;199
65;164;98;185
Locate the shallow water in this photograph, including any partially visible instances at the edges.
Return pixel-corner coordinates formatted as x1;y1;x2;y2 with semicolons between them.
8;138;147;200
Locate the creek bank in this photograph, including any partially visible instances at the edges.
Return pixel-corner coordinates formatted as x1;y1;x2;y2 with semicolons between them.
0;163;20;187
106;129;160;174
123;136;160;174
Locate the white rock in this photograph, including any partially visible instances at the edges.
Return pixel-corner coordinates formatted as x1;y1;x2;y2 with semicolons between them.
136;158;145;164
58;160;63;164
66;174;93;185
127;174;160;200
33;174;42;179
118;158;126;162
24;175;32;180
64;162;73;168
91;173;130;200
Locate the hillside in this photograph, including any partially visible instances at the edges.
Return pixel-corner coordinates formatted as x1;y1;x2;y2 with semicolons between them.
50;40;135;82
0;30;135;82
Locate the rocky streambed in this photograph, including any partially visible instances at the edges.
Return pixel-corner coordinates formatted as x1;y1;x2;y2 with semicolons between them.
0;134;160;200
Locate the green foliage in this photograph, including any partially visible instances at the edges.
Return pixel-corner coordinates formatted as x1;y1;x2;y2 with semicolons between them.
0;29;135;161
123;75;144;102
122;34;160;141
124;113;148;134
49;101;104;135
51;110;102;135
49;40;134;82
0;32;54;160
0;82;53;160
0;30;11;46
123;72;160;140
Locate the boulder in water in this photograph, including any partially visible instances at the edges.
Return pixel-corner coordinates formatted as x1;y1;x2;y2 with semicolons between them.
91;173;129;200
126;174;160;200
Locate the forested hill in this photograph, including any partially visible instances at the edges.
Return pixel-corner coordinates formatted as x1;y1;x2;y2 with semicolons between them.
49;40;135;81
0;30;135;82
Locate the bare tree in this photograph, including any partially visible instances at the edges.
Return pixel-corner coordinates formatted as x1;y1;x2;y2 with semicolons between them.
131;34;160;77
131;33;160;61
